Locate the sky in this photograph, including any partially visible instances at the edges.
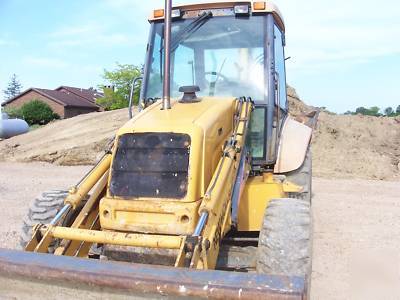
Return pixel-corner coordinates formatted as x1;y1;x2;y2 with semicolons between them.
0;0;399;113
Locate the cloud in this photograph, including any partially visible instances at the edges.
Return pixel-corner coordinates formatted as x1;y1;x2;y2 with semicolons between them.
22;57;69;68
48;22;137;48
274;0;400;73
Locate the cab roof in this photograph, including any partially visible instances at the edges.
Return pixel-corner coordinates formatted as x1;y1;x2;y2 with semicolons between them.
149;1;285;32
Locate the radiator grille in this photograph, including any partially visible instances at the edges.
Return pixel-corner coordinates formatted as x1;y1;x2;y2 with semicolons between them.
110;133;190;198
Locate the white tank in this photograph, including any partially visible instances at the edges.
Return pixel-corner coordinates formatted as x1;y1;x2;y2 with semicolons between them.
0;110;29;139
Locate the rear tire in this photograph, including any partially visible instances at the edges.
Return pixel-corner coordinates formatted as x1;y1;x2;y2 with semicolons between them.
20;190;68;251
256;198;312;295
285;147;312;203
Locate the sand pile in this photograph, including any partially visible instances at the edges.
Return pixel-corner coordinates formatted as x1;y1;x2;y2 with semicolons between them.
0;89;399;180
287;87;400;180
0;109;130;165
312;112;400;180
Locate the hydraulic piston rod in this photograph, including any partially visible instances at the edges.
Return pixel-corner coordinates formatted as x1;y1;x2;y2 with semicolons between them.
193;212;208;237
49;204;72;226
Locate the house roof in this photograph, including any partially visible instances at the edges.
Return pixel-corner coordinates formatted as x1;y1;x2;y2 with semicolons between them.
2;87;100;109
55;86;103;103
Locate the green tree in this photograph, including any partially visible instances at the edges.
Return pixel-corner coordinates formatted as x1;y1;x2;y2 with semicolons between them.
355;107;368;115
367;106;381;116
384;107;394;116
396;105;400;115
354;106;382;117
20;100;59;125
3;74;23;101
97;63;142;110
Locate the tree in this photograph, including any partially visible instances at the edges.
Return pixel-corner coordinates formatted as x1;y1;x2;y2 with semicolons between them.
3;74;23;101
97;63;142;110
354;106;381;117
396;105;400;115
384;107;394;116
355;107;368;115
367;106;381;117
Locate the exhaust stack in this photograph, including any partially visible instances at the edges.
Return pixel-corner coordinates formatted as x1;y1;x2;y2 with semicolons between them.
162;0;172;110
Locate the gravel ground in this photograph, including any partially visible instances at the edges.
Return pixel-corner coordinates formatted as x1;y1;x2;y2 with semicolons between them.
0;162;399;299
0;162;91;250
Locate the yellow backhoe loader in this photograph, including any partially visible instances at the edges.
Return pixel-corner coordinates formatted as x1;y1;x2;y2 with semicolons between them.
0;1;316;299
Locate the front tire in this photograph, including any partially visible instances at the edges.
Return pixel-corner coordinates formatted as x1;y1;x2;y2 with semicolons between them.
256;198;312;294
20;190;68;251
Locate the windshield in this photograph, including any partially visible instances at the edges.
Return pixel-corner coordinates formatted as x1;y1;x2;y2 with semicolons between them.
144;15;268;102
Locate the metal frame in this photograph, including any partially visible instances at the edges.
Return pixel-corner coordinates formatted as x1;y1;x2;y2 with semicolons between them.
128;76;142;119
162;0;172;110
139;23;156;110
265;13;276;165
0;248;306;299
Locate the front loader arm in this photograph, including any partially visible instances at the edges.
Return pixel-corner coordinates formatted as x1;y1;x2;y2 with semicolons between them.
177;97;253;270
25;152;112;254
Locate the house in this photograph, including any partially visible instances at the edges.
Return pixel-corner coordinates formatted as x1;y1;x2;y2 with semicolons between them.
2;86;103;119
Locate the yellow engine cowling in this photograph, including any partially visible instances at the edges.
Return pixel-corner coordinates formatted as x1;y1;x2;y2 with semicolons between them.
100;97;237;235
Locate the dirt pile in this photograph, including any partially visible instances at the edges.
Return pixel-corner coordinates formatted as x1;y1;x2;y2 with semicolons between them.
287;87;400;180
0;90;399;180
0;109;130;165
287;86;317;117
313;112;400;180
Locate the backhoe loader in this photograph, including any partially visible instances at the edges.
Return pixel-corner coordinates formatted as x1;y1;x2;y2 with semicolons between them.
0;1;315;299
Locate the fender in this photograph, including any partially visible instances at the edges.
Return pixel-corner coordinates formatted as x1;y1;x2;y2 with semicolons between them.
274;117;312;173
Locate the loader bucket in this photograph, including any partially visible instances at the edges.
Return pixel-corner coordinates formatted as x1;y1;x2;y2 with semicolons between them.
0;248;307;299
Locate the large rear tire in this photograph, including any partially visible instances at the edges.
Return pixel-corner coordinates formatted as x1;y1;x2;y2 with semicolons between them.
256;198;312;295
285;147;312;203
20;190;68;251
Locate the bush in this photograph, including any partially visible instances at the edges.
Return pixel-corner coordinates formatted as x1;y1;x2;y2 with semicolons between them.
4;106;23;119
20;100;59;125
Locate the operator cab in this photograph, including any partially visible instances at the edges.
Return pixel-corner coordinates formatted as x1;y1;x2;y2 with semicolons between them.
140;1;288;167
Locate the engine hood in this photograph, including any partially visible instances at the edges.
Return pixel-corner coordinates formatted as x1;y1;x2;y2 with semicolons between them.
117;97;236;136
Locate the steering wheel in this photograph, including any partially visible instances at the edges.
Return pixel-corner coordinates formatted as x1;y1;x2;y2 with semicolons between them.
204;71;230;85
204;71;232;96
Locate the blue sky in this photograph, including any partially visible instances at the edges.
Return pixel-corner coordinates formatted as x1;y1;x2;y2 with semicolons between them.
1;0;399;113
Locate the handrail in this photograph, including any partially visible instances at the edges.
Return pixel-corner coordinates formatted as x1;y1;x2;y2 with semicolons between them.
128;76;143;119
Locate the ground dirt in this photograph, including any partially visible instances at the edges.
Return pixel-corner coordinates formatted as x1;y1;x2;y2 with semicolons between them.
1;162;399;299
1;88;399;180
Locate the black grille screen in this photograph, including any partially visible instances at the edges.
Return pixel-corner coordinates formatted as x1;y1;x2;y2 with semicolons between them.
110;133;190;198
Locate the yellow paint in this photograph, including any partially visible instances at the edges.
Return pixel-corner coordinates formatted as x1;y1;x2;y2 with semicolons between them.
191;100;252;270
65;154;111;209
104;98;236;236
50;227;183;249
237;175;287;231
100;197;202;235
